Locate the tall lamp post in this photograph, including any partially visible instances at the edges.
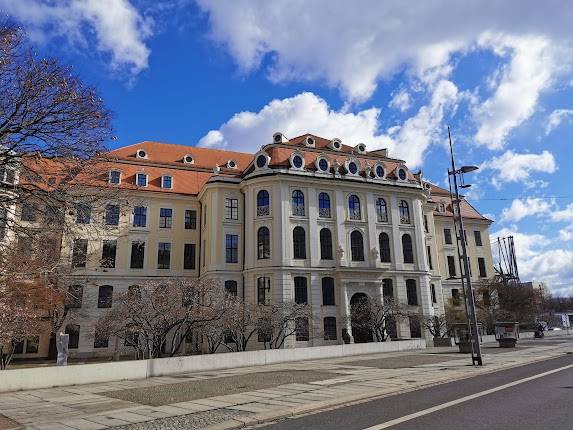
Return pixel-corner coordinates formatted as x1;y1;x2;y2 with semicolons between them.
447;127;483;366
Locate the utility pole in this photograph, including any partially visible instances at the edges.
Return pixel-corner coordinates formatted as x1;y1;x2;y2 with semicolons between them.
447;127;483;366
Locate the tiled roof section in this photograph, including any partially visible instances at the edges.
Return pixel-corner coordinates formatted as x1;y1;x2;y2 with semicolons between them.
428;183;491;222
286;134;355;153
108;141;253;172
265;145;415;181
21;156;226;196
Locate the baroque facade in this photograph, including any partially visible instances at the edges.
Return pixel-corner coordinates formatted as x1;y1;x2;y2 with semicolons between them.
3;133;494;359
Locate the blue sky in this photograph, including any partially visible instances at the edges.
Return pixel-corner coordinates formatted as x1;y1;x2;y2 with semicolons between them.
2;0;573;294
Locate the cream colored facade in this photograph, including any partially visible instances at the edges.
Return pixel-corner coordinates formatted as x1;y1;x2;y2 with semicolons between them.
6;133;495;359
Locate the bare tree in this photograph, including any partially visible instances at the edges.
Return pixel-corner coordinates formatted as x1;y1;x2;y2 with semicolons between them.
348;297;407;342
257;302;313;349
96;278;228;359
423;314;449;339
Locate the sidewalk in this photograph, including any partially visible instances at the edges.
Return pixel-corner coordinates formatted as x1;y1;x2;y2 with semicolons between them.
1;337;572;430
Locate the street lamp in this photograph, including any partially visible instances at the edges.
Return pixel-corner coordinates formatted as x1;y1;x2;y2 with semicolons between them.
447;127;483;366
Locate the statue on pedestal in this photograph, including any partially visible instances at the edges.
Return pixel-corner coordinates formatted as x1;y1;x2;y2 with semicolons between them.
56;332;69;366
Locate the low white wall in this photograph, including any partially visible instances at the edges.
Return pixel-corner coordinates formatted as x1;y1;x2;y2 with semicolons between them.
0;339;425;393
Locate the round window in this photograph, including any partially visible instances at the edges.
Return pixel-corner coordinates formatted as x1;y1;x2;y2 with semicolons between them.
318;158;329;171
376;165;384;178
398;168;407;180
228;160;236;168
256;154;267;168
184;155;193;163
348;162;358;174
293;155;303;168
306;137;315;146
137;149;147;158
334;141;341;149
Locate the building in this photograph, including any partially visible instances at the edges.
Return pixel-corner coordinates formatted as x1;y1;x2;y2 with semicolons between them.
4;133;494;359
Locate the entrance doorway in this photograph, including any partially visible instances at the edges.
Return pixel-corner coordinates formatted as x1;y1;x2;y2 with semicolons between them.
350;293;374;343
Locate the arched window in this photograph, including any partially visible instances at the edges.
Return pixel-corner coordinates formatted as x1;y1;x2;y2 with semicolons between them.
376;198;388;222
293;226;306;259
292;190;305;216
257;226;270;259
399;200;410;224
402;234;414;264
348;194;361;220
322;277;335;305
318;192;331;218
97;285;113;308
323;317;337;340
379;232;391;263
320;228;333;260
350;230;365;261
257;190;270;216
225;280;238;296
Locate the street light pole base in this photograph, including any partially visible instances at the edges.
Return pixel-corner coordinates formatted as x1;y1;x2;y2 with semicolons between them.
472;356;483;366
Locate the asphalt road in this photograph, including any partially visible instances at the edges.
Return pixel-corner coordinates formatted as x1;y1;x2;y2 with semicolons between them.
257;349;573;430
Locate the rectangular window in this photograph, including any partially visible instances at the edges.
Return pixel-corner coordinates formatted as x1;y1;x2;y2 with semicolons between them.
133;206;147;227
162;175;172;189
75;203;91;224
25;336;39;354
130;241;145;269
257;277;270;305
447;255;456;278
0;208;7;240
295;317;309;341
321;277;335;306
323;317;337;341
294;277;308;305
452;288;461;305
430;284;437;303
478;257;487;278
409;317;421;338
21;203;37;222
109;170;121;184
184;244;196;270
474;230;483;247
136;173;147;187
101;240;117;268
65;325;80;349
67;285;83;309
382;279;393;300
225;280;238;297
45;205;63;224
185;210;197;229
225;198;239;220
159;208;173;228
97;285;113;308
71;239;88;268
105;204;120;226
225;234;238;263
406;280;418;306
444;228;452;245
427;246;433;270
157;242;171;269
94;331;109;349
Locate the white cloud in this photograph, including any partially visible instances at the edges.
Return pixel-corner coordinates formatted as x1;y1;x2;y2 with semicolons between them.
197;0;573;102
545;109;573;135
198;91;390;153
1;0;152;74
552;203;573;222
500;198;553;222
198;84;458;168
473;34;554;149
491;227;573;294
389;89;412;112
559;225;573;241
481;150;556;188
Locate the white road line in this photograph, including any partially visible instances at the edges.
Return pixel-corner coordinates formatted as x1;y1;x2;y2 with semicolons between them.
361;363;573;430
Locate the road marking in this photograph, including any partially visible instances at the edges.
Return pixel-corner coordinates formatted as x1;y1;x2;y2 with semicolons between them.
361;363;573;430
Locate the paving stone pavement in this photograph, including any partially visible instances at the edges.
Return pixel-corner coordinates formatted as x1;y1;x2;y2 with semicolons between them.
1;337;572;430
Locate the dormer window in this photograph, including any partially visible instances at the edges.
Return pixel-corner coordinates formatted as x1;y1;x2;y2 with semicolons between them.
136;149;147;159
355;143;366;154
396;167;408;181
162;175;173;189
374;164;385;179
304;136;315;147
183;154;194;164
438;203;446;213
227;160;237;169
136;173;148;187
273;132;288;143
109;170;121;185
345;159;360;176
315;156;330;173
255;151;270;169
329;138;342;151
290;152;305;170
